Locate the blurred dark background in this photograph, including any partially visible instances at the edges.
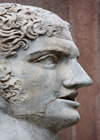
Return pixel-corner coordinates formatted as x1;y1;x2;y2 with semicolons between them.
0;0;100;140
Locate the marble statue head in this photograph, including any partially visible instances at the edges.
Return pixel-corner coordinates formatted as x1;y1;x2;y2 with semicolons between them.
0;3;92;131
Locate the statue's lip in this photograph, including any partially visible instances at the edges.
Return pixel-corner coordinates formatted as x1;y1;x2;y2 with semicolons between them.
57;99;80;108
58;91;78;102
58;91;80;108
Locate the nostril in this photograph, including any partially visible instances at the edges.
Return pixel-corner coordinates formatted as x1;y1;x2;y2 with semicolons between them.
63;80;74;88
63;78;93;89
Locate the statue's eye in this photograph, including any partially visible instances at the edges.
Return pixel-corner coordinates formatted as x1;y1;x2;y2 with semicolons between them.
34;54;58;67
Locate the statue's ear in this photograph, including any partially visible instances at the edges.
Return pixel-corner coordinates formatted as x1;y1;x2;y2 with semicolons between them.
0;60;11;81
0;58;11;102
0;58;25;105
0;60;12;113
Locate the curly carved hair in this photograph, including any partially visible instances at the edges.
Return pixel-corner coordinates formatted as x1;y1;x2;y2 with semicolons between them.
0;3;70;57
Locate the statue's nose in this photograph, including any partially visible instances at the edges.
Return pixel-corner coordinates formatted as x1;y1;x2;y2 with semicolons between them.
63;58;92;88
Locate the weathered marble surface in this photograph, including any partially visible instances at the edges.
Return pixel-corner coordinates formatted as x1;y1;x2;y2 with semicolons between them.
0;3;92;140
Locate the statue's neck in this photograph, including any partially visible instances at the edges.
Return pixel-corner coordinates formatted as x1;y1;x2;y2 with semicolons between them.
0;112;58;140
17;119;58;140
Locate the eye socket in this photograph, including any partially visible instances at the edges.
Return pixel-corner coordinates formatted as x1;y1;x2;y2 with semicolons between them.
34;54;58;67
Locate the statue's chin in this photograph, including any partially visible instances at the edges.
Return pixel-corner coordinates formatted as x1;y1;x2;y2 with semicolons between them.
10;98;80;132
42;111;80;132
42;99;80;132
15;102;80;132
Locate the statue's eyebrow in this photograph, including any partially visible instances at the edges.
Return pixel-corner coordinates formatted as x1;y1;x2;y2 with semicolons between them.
27;37;80;61
27;51;51;62
27;49;79;63
27;50;68;62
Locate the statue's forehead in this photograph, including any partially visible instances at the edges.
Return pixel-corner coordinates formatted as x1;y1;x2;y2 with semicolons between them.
26;36;80;59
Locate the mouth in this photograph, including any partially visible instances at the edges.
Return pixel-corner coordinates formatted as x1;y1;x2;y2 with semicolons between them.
59;95;75;101
59;92;78;101
58;91;79;107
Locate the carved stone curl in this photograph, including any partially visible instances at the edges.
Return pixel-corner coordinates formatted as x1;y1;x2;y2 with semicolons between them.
0;3;68;57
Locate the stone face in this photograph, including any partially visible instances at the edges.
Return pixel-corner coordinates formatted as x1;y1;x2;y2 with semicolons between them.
0;3;92;140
